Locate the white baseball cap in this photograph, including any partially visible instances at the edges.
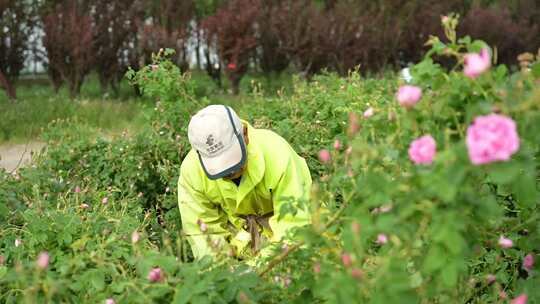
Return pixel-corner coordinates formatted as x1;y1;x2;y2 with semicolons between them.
187;105;247;180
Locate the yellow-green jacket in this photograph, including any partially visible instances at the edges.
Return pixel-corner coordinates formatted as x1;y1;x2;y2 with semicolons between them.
177;122;311;259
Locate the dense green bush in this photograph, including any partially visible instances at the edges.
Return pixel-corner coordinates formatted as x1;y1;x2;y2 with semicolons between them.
1;19;539;303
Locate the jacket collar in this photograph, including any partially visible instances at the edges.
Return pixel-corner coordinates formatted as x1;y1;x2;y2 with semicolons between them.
236;122;265;206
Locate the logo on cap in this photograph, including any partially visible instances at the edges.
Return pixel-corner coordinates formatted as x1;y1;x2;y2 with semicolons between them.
206;135;215;147
205;134;225;155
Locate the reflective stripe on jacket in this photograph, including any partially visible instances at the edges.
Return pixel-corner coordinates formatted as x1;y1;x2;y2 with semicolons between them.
177;122;312;259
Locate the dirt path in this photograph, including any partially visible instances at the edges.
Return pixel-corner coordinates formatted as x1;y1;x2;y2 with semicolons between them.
0;141;45;172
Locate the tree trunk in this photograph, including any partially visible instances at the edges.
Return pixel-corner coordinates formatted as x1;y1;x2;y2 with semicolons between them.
195;27;201;70
0;71;16;101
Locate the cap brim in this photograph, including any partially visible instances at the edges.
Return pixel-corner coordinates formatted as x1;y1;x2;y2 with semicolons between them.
198;132;247;180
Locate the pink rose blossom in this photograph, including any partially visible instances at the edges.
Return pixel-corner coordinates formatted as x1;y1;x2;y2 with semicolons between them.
464;48;491;78
74;186;81;193
348;112;360;136
313;263;321;274
148;267;163;282
101;197;108;205
466;114;520;165
351;268;364;280
333;140;342;151
363;107;374;118
523;253;534;271
351;222;361;235
377;233;388;245
131;231;140;244
511;294;528;304
318;149;331;164
37;251;49;269
105;299;115;304
408;135;437;165
341;253;352;267
498;236;513;248
396;85;422;108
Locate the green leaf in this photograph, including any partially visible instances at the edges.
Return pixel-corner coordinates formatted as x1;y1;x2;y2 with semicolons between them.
511;169;538;208
423;245;446;272
488;161;521;184
531;62;540;78
89;270;105;291
440;263;458;287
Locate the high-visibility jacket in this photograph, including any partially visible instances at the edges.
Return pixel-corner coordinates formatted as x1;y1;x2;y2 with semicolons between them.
177;122;312;259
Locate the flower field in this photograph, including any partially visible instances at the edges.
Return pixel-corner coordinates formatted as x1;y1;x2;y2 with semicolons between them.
1;18;539;303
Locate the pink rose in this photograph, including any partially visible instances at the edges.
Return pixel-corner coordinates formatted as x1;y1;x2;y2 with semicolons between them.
376;233;388;245
318;149;331;164
348;112;360;136
74;186;81;193
466;114;520;165
464;48;491;78
333;140;342;151
313;262;321;274
363;107;374;118
498;236;513;248
101;197;108;205
523;253;534;271
147;267;163;282
408;135;437;165
351;268;364;280
37;251;49;269
131;231;140;244
351;222;360;235
511;294;528;304
105;299;115;304
396;85;422;108
341;253;352;267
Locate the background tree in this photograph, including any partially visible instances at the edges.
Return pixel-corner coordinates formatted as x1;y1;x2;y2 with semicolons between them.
194;0;224;86
91;0;143;94
42;2;94;98
256;0;290;75
270;1;331;77
459;3;540;65
139;0;195;71
0;0;36;100
203;0;261;95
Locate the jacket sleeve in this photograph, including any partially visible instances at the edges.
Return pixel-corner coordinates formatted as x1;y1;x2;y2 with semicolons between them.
177;168;231;259
268;154;312;243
